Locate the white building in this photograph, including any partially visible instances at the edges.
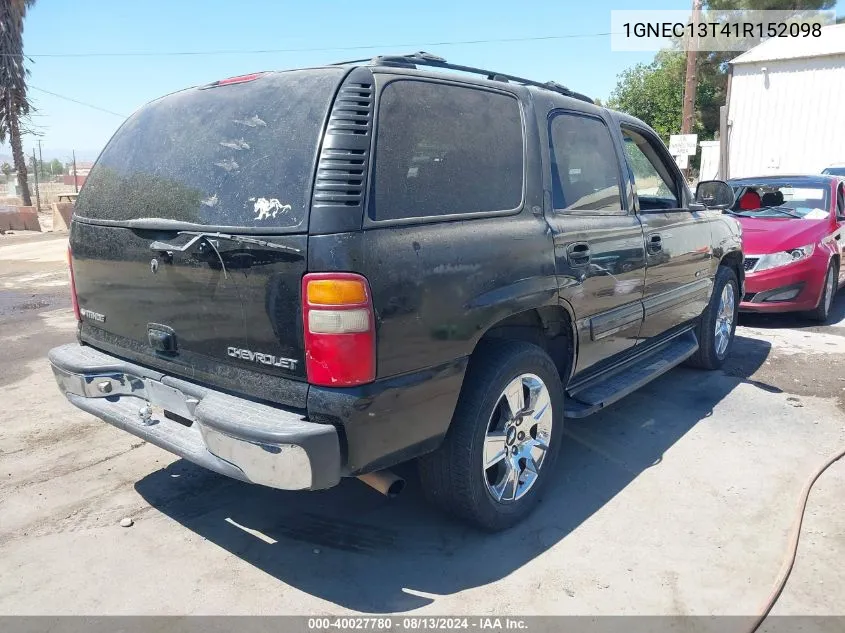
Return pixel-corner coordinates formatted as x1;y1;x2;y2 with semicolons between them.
725;23;845;178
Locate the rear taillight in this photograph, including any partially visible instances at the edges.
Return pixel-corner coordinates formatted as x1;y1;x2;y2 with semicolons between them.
302;273;375;387
67;245;81;322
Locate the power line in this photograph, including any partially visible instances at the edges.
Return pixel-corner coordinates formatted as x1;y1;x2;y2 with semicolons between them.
24;33;615;120
14;32;613;58
29;86;127;118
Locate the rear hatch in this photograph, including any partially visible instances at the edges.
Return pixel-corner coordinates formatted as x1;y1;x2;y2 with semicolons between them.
70;68;346;407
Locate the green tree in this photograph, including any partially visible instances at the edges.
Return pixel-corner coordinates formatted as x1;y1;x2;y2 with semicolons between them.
608;50;719;143
1;162;11;177
0;1;36;206
49;158;64;175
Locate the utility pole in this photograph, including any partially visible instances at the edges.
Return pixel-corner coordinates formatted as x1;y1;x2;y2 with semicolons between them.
31;149;41;211
72;150;79;193
37;139;44;181
681;0;703;136
680;0;703;180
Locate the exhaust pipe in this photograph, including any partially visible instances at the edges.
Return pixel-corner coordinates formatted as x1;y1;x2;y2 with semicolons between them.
357;470;405;498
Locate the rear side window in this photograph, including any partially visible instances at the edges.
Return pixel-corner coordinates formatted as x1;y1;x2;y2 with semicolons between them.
75;69;344;230
371;80;524;221
549;112;623;213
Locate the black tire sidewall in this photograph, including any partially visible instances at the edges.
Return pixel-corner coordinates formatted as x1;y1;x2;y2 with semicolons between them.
461;344;565;530
700;267;739;367
816;263;836;321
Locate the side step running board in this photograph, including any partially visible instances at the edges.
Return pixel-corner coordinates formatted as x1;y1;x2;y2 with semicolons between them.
563;330;699;418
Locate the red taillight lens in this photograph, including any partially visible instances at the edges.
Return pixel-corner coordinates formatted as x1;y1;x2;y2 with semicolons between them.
67;245;81;322
302;273;375;387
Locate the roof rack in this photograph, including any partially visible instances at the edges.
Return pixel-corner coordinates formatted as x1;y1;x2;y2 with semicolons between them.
343;51;594;104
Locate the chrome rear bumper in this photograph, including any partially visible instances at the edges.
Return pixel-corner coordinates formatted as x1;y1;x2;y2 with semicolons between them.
49;343;341;491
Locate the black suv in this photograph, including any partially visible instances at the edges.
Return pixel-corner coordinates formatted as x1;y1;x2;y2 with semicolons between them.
49;53;743;531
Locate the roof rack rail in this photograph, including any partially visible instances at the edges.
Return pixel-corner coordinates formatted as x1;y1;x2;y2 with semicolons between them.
359;51;594;104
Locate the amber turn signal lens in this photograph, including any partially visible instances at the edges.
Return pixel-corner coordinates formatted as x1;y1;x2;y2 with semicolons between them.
306;279;367;305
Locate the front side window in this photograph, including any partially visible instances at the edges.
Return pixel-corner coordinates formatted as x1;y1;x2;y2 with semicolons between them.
549;112;623;214
622;128;680;211
371;80;524;221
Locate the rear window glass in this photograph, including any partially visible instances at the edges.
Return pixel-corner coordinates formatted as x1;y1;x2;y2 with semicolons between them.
75;68;343;230
371;80;524;221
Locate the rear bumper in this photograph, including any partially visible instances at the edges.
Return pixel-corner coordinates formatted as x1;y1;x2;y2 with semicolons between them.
48;343;341;491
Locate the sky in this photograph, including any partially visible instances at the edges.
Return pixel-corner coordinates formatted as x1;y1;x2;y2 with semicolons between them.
5;0;842;162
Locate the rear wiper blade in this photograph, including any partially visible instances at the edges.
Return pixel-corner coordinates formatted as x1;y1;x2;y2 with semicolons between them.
150;231;301;254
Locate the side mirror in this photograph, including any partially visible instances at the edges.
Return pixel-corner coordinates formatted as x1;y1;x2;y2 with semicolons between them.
695;180;735;210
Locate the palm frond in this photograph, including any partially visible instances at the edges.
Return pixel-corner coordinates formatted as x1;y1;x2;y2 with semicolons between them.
0;0;36;206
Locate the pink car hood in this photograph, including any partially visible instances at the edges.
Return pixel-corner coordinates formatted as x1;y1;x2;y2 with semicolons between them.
738;216;830;255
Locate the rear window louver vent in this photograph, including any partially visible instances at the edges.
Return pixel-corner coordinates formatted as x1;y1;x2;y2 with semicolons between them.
313;148;367;207
326;83;373;136
313;79;374;210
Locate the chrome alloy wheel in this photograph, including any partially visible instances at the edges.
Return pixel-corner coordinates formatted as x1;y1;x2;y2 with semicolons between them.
482;373;553;503
714;282;736;358
824;267;835;314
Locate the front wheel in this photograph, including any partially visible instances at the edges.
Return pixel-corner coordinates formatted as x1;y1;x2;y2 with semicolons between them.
417;340;565;532
685;266;739;370
806;262;837;323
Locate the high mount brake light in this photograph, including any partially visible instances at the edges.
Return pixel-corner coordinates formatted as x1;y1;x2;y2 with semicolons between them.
200;73;265;89
301;273;375;387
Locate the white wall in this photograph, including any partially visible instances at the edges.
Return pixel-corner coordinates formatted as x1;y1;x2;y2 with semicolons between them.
699;141;720;181
727;55;845;178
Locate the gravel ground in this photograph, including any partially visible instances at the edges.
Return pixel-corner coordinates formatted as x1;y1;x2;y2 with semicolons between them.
0;233;843;618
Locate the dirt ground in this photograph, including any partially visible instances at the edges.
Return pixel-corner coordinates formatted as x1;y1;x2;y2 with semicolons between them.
0;233;843;618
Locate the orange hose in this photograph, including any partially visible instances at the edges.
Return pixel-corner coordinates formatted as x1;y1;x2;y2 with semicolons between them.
746;446;845;633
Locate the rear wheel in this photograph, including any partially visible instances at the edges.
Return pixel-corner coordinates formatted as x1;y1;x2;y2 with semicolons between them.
685;266;739;370
807;262;837;323
417;340;564;532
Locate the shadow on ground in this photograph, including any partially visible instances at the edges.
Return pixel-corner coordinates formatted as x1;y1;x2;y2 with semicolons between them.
135;335;772;613
738;289;845;331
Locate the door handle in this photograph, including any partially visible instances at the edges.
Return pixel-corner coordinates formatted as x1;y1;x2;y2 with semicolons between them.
647;234;663;253
567;242;591;266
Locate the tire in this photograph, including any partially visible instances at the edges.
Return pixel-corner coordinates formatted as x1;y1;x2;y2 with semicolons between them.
417;340;565;532
806;261;837;323
685;265;739;370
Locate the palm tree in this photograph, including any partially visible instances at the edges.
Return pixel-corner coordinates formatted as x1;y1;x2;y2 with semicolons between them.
0;0;35;206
